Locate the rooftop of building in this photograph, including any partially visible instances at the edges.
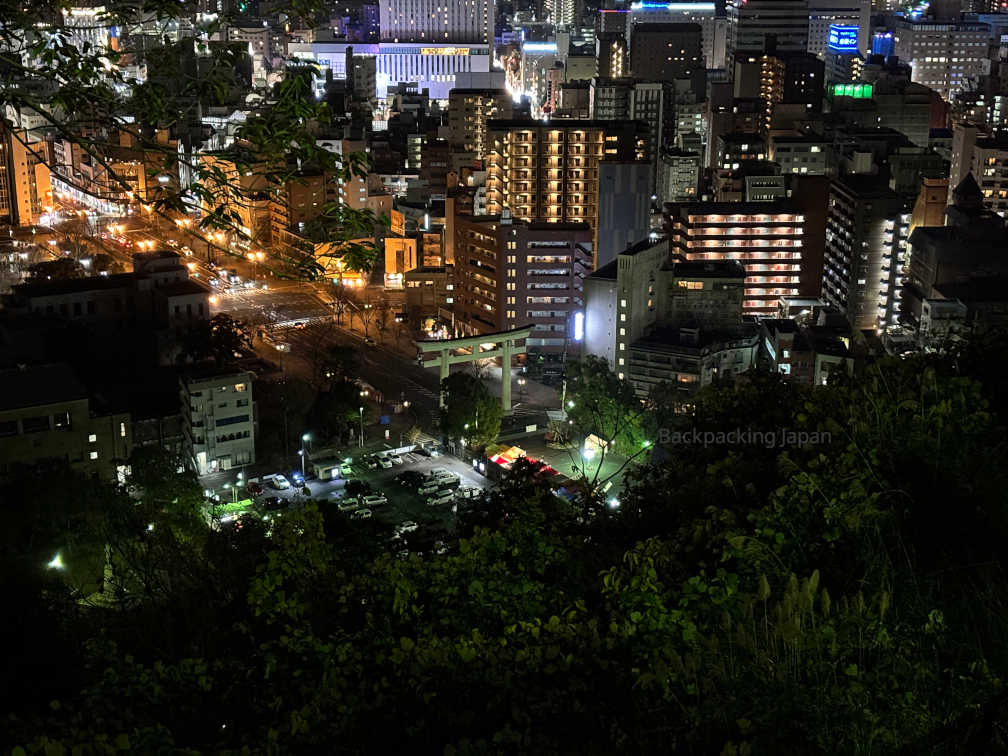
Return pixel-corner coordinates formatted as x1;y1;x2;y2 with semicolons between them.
12;272;135;298
0;363;88;412
719;131;766;145
157;279;211;296
772;133;828;143
588;260;619;281
667;259;747;278
633;323;759;354
619;236;668;258
486;118;646;129
934;276;1008;302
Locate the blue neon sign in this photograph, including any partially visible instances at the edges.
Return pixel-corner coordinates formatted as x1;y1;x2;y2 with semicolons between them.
827;24;859;54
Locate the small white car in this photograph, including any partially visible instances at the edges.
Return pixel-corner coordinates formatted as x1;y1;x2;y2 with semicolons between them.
362;494;387;508
340;462;354;476
268;474;291;490
427;467;449;479
388;454;404;465
377;456;393;469
427;491;454;507
350;508;372;520
394;521;419;537
418;482;441;496
338;499;359;512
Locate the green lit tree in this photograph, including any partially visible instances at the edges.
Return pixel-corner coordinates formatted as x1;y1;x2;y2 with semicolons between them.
439;372;503;448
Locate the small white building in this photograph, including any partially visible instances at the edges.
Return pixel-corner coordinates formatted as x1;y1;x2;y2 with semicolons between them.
181;369;255;475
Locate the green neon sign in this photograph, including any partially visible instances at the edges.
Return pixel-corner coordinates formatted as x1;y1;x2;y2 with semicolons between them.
832;83;873;99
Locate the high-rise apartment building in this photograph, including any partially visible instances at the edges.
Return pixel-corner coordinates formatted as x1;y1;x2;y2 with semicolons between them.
664;201;809;317
821;175;911;331
379;0;492;43
453;213;593;368
484;119;650;264
892;20;992;102
446;88;514;171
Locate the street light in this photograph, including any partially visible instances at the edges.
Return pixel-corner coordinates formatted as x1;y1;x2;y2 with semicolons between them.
302;432;311;452
47;552;65;570
298;449;306;478
359;406;365;448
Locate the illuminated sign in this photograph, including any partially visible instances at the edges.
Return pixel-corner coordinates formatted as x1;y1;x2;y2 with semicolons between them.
420;47;470;55
390;209;405;236
629;2;716;10
827;24;859;54
522;42;558;53
831;82;873;99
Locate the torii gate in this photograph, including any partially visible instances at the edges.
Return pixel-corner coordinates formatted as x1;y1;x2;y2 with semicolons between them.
416;325;533;412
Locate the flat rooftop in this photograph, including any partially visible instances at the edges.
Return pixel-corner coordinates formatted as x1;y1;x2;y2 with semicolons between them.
0;363;88;412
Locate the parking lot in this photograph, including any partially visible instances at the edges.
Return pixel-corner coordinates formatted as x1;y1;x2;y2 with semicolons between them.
245;450;489;536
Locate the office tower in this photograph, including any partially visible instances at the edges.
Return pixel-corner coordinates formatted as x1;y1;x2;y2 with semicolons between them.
629;23;705;97
453;213;592;370
591;79;671;187
949;124;1008;216
446;88;513;171
807;0;870;57
665;201;809;317
379;0;492;43
484;119;650;265
821;175;911;331
828;74;935;147
892;19;993;102
0;126;50;227
625;1;728;69
730;0;811;60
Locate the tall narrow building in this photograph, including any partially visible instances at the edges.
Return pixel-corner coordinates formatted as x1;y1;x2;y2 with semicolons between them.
484;119;651;266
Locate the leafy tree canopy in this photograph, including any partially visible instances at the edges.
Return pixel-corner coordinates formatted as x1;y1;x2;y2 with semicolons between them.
439;372;503;448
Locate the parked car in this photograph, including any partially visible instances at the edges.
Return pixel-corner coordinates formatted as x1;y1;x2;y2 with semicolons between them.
340;462;354;477
246;481;264;496
394;521;419;537
426;491;454;507
350;508;372;520
266;474;291;490
455;486;480;500
377;456;393;469
338;499;359;512
396;470;426;488
433;474;460;488
387;454;404;465
361;494;387;508
258;497;286;518
418;482;442;496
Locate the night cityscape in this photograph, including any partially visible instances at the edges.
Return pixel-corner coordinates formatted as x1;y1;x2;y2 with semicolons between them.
2;0;1008;750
